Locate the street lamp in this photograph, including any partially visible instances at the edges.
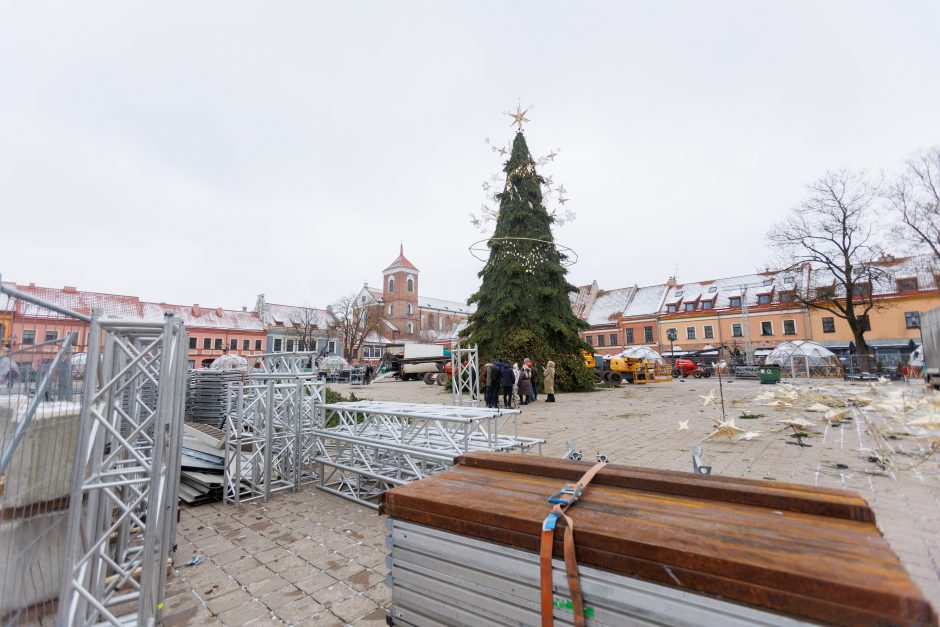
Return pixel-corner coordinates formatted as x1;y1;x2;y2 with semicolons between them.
666;328;677;366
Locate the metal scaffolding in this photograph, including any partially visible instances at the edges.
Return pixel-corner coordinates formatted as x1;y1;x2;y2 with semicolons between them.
316;401;542;508
57;313;188;627
223;372;325;505
449;343;480;407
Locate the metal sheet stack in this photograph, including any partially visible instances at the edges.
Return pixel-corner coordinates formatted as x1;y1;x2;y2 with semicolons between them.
185;369;242;427
381;452;936;627
316;401;543;509
179;423;226;504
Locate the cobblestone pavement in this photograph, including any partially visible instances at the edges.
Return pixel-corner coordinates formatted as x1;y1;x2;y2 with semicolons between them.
171;377;940;624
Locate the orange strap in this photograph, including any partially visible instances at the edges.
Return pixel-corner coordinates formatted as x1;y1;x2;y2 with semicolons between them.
540;461;607;627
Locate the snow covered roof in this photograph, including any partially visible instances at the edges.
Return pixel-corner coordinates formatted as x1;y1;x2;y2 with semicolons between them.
262;303;332;329
570;282;599;319
660;270;801;314
622;284;668;318
383;244;419;274
10;283;143;318
586;287;635;326
142;302;265;331
811;253;938;297
419;296;475;315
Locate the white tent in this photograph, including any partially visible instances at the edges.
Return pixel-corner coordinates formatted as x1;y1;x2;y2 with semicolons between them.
210;354;249;372
616;346;664;365
764;341;841;377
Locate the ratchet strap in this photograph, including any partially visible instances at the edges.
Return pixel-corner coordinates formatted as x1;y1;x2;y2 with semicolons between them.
540;461;607;627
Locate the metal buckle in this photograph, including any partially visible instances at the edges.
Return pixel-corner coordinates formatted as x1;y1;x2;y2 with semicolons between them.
547;482;583;506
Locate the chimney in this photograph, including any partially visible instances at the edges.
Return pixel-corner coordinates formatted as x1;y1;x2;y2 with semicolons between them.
666;276;677;287
63;286;77;293
242;306;247;312
29;282;36;287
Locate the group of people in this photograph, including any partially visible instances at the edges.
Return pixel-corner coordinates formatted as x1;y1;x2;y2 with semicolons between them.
482;358;555;409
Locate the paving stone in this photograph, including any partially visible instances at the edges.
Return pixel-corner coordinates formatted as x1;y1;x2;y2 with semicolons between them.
247;573;291;597
256;546;293;564
311;582;356;609
197;576;240;601
274;597;327;624
261;585;306;610
325;560;365;582
345;569;384;593
219;599;271;625
349;608;389;626
205;587;253;615
362;582;390;606
330;594;379;624
295;571;339;595
293;611;344;627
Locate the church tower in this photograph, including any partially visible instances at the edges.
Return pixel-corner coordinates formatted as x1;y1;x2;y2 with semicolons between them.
382;244;420;340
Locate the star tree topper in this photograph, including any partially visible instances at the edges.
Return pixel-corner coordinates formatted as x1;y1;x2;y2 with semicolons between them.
506;104;530;130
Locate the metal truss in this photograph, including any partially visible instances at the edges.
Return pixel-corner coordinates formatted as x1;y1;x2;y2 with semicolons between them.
223;374;324;505
449;343;479;407
58;314;188;627
316;401;542;508
247;351;320;376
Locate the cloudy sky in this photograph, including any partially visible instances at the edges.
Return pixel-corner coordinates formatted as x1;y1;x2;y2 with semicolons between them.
2;2;938;310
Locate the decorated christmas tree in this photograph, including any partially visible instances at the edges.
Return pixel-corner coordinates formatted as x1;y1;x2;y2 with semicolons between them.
463;112;593;392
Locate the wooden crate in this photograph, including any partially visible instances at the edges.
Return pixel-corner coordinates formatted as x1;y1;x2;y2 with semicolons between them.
380;452;936;626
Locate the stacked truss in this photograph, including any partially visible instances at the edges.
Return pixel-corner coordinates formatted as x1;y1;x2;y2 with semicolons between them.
223;373;324;505
316;401;543;508
57;314;188;627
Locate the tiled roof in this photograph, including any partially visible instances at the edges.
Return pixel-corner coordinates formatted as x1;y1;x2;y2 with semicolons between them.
142;302;265;331
10;283;143;318
419;296;475;315
383;244;419;273
263;303;333;329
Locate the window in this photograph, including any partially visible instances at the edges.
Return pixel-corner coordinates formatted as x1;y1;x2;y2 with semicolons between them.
906;312;920;329
407;277;414;292
626;328;634;344
407;303;413;315
760;321;773;336
273;338;282;352
779;291;795;303
45;331;58;342
675;290;683;297
597;335;606;347
858;314;871;332
644;326;653;343
214;338;223;350
203;338;211;349
783;319;796;335
286;340;294;352
666;304;678;313
407;322;414;334
783;275;795;285
684;302;696;312
201;359;213;368
686;327;696;340
822;317;835;333
230;338;238;350
189;337;197;349
816;285;835;299
610;333;618;346
851;282;871;299
255;339;262;351
243;339;250;350
701;300;714;310
729;296;741;307
757;294;772;305
704;325;714;339
731;324;743;338
586;335;593;346
188;360;195;369
387;304;393;316
22;330;35;345
388;277;395;292
327;341;336;353
707;286;717;293
897;278;919;293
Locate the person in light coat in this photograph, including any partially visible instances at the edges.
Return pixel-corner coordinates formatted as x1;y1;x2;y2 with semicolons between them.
512;363;520;405
543;360;556;402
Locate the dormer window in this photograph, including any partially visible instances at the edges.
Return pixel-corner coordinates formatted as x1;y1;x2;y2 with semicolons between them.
897;278;918;293
388;277;395;292
701;300;714;310
666;304;678;313
757;294;772;305
407;277;414;292
675;290;683;297
684;302;697;312
729;296;742;307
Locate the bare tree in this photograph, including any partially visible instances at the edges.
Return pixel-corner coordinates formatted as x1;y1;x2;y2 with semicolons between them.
289;306;324;352
768;170;887;370
887;148;940;257
327;294;390;361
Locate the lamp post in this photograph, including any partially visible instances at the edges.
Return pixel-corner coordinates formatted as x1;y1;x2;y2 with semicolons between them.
667;328;677;368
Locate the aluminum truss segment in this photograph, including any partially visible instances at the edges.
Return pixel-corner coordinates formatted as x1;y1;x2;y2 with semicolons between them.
58;314;188;627
450;344;480;407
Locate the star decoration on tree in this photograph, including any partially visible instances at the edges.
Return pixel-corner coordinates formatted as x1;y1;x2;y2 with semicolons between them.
506;104;531;130
558;196;569;206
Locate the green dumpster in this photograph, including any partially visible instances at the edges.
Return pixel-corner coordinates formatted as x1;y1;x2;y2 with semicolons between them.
759;364;781;384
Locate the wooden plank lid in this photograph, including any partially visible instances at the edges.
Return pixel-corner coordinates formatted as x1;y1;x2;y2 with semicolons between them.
380;452;936;627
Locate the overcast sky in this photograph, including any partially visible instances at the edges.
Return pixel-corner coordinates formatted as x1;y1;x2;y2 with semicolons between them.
2;2;938;311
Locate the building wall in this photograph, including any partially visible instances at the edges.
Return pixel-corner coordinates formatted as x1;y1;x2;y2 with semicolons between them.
806;291;937;346
383;269;419;340
186;327;268;368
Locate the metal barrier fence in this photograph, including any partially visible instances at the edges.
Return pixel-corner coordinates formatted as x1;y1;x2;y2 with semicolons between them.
1;284;85;624
450;344;479;407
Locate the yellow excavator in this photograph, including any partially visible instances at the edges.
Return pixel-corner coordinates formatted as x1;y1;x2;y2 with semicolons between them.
583;351;661;385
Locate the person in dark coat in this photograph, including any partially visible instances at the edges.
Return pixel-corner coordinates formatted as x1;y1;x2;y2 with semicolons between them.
499;360;515;408
484;359;500;408
518;364;533;405
530;360;539;401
